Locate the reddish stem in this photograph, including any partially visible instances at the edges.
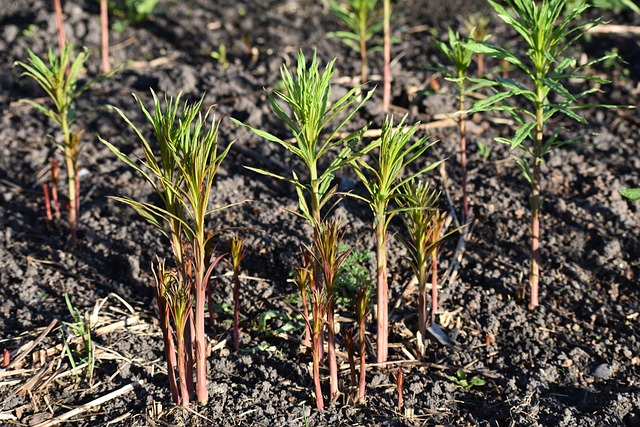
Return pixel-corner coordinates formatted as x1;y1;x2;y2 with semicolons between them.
397;367;404;409
375;223;389;363
100;0;110;73
53;0;66;54
357;315;367;401
233;267;241;351
43;184;53;228
51;159;61;220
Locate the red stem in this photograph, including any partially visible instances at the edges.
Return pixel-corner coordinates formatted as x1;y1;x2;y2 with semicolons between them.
233;267;240;351
431;248;439;326
357;315;367;401
100;0;110;73
375;224;389;363
301;287;311;344
51;159;61;220
312;329;324;410
53;0;66;54
43;184;53;228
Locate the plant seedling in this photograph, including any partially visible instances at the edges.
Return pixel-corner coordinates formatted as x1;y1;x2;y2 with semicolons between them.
397;181;452;343
228;235;247;351
294;251;313;344
463;0;621;310
15;44;111;247
434;28;479;221
101;91;234;405
233;50;373;231
306;219;351;402
62;293;94;383
327;0;383;83
349;115;441;363
447;369;486;390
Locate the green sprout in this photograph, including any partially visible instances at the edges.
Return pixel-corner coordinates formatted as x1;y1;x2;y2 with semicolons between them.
463;0;622;310
15;44;109;247
210;44;230;69
434;29;476;221
62;293;94;383
397;181;451;344
233;50;372;231
327;0;383;83
100;91;233;406
447;369;486;390
349;115;441;363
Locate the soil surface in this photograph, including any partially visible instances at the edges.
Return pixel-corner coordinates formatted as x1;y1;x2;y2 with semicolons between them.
1;0;639;426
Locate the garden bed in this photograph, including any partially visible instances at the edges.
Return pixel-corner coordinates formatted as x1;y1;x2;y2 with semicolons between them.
0;0;639;425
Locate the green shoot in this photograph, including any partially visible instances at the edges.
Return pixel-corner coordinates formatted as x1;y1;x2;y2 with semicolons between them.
397;181;452;345
327;0;383;83
349;114;440;363
233;50;373;230
463;0;621;310
307;219;351;402
211;44;230;69
228;235;247;351
62;293;94;384
434;29;476;221
447;369;486;390
100;91;233;405
15;44;109;247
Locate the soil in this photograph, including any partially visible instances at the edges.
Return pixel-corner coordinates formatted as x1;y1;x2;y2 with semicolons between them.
0;0;639;426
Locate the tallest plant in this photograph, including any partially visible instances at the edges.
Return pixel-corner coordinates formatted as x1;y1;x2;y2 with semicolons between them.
464;0;618;309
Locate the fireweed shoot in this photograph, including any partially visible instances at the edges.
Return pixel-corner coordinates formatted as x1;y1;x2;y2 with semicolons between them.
327;0;383;84
100;91;234;405
397;181;452;345
434;29;476;221
349;115;440;363
463;0;620;310
228;235;247;351
234;50;373;230
15;44;112;247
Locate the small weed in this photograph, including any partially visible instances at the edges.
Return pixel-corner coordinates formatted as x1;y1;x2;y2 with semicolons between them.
447;369;486;390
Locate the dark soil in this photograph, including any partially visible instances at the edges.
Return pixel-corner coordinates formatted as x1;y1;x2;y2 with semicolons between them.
1;0;639;426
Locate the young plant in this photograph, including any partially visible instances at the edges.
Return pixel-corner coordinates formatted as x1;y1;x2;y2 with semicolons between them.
294;251;313;344
307;219;351;403
62;293;95;383
309;274;328;411
463;0;619;310
434;29;476;221
100;91;233;405
327;0;383;83
15;44;108;246
353;276;372;401
350;115;440;363
233;50;373;231
397;181;450;343
447;369;486;390
228;235;247;351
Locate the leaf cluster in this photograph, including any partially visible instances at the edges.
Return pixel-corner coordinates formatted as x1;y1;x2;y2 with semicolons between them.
233;50;373;226
100;91;234;248
447;369;486;390
327;0;384;53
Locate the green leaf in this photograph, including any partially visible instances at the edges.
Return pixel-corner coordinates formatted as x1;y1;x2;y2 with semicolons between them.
619;188;640;201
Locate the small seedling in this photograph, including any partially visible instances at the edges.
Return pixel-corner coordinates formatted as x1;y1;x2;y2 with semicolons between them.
434;28;479;221
327;0;383;83
447;369;486;390
15;44;111;246
349;115;440;363
228;235;247;351
211;44;230;69
463;0;622;310
62;294;94;383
